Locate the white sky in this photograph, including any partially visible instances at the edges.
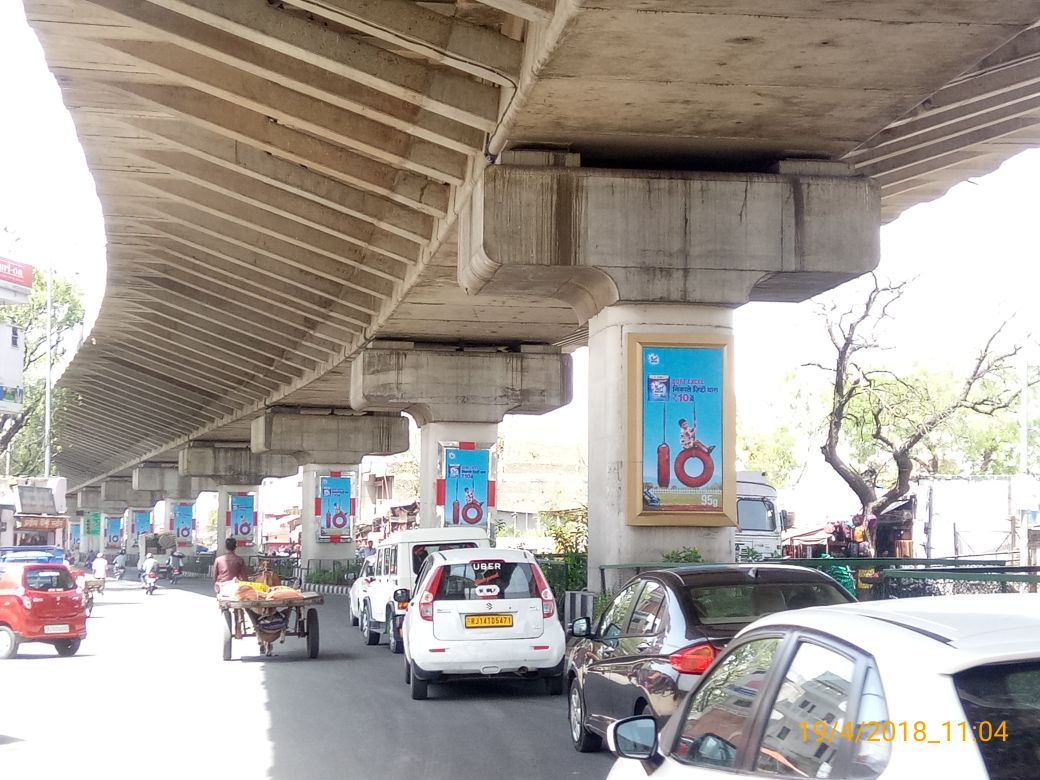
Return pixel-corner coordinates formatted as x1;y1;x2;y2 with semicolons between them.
3;3;1039;522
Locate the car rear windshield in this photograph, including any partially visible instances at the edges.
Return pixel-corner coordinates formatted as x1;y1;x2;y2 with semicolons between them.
954;661;1040;780
434;561;538;601
411;542;478;575
24;567;76;592
685;582;848;626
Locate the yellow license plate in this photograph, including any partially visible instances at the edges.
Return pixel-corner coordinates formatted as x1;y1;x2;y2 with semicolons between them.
465;614;513;628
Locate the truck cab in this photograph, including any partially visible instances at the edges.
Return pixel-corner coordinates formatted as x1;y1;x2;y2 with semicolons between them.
734;471;785;561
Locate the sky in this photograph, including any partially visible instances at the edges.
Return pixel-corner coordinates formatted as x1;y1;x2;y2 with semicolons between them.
2;3;1039;524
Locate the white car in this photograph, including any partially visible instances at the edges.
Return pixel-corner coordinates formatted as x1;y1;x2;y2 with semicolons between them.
399;547;566;700
606;593;1040;780
348;527;490;653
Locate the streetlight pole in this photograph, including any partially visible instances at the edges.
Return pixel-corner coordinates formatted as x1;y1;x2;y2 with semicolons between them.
44;259;52;477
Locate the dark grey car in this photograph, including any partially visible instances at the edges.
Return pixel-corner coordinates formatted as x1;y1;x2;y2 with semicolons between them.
565;564;855;752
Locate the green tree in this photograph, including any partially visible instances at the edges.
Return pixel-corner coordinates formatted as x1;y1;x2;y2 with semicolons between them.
737;425;799;488
540;506;588;553
0;269;85;475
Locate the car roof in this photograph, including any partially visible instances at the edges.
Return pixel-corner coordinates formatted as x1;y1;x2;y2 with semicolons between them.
746;594;1040;674
431;547;535;564
380;527;490;546
641;563;849;588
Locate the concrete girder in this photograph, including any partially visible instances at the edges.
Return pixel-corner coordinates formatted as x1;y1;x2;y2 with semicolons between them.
73;364;231;419
73;381;203;433
101;479;161;508
178;445;298;483
69;0;485;154
132;466;218;499
473;0;554;24
123;217;384;315
126;148;428;266
83;354;239;416
77;487;101;511
117;297;319;382
62;409;167;454
350;345;573;426
291;0;522;85
135;241;371;331
101;42;471;185
250;410;409;464
110;170;416;275
106;83;450;217
128;253;361;347
139;0;501;129
120;309;302;386
78;375;217;429
121;126;434;242
458;163;880;318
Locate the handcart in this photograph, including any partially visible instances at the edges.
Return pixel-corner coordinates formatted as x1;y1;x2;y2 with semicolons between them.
82;576;105;617
217;591;324;661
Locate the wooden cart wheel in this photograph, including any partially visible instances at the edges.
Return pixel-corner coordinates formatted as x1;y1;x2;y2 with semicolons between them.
222;610;233;661
306;608;320;659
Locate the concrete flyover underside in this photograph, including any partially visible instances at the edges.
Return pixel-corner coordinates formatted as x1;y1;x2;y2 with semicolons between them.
24;0;1040;490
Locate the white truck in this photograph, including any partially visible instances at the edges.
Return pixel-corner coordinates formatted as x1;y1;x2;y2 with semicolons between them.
734;471;788;561
348;526;491;653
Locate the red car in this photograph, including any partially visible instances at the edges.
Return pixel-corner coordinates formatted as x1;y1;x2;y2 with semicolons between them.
0;562;88;658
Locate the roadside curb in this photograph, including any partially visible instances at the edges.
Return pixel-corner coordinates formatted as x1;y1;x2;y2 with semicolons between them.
303;583;350;596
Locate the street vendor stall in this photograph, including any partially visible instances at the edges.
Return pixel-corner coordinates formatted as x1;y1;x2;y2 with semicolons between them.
217;580;323;661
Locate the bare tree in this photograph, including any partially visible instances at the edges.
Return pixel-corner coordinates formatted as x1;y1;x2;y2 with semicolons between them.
814;275;1022;526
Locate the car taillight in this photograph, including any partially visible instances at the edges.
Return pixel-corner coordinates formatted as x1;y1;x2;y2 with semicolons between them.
15;586;30;610
532;565;555;618
419;566;445;621
668;642;716;675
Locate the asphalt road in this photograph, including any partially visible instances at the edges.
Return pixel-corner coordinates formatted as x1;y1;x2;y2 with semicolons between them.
0;577;615;780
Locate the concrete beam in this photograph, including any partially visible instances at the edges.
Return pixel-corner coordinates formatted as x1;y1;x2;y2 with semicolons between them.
178;446;298;483
100;478;161;508
350;345;572;425
77;486;101;511
459;162;880;319
132;466;218;499
250;410;409;464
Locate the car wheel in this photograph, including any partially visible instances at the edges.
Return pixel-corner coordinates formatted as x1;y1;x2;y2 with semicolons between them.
0;626;19;659
55;639;81;657
387;607;403;655
404;656;411;685
568;678;602;752
545;674;564;695
360;604;380;646
410;662;428;700
348;599;358;627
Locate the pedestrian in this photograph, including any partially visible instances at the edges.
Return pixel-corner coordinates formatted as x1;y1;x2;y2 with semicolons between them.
212;538;249;594
91;553;108;593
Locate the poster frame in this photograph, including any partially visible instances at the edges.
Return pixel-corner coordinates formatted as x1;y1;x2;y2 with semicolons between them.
437;440;496;530
625;332;737;527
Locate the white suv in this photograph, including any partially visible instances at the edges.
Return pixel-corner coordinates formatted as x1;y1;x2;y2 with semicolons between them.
348;527;490;653
399;547;566;700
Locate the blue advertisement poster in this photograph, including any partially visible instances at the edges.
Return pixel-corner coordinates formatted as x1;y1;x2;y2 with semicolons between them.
69;523;81;546
132;510;151;537
318;476;352;533
104;516;122;548
230;494;255;540
172;502;194;545
641;345;723;513
444;448;490;526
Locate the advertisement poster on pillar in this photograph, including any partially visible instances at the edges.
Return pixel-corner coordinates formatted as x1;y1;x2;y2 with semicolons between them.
628;334;736;527
172;503;193;547
443;448;490;527
104;516;122;549
83;511;101;537
69;523;81;547
318;476;352;539
229;494;255;544
132;510;151;539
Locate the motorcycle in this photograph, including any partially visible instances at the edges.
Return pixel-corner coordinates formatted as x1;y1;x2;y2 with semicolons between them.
165;554;184;584
113;564;126;581
144;570;158;595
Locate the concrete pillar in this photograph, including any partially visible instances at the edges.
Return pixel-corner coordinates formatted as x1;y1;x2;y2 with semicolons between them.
215;485;259;565
77;487;101;556
459;159;881;590
300;465;359;571
351;344;571;529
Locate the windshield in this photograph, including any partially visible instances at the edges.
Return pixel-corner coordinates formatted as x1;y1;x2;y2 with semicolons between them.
24;567;76;591
434;561;539;601
685;582;849;626
737;498;776;532
411;542;479;576
954;661;1040;779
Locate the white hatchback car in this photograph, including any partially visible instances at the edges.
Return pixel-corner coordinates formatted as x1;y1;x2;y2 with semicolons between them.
605;593;1040;780
399;547;566;700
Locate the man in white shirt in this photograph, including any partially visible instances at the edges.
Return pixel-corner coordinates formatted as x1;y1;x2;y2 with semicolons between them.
91;554;109;594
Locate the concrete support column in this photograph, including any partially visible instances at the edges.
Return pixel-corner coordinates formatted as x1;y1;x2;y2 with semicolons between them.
588;304;737;591
300;464;359;571
419;422;499;529
77;487;101;556
215;485;260;566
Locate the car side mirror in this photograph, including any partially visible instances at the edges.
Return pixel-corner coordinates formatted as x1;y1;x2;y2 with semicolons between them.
393;588;411;603
569;616;591;638
607;715;658;760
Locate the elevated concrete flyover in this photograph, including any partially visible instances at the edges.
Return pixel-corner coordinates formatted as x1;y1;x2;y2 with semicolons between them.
24;3;1040;536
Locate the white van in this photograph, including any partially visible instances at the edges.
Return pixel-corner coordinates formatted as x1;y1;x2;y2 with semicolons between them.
348;527;490;653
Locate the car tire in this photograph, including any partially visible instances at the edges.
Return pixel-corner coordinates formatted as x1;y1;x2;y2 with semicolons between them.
55;639;81;657
387;607;403;655
568;678;602;753
348;599;359;627
404;656;411;685
410;662;428;700
0;626;19;660
360;604;380;646
545;674;564;696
